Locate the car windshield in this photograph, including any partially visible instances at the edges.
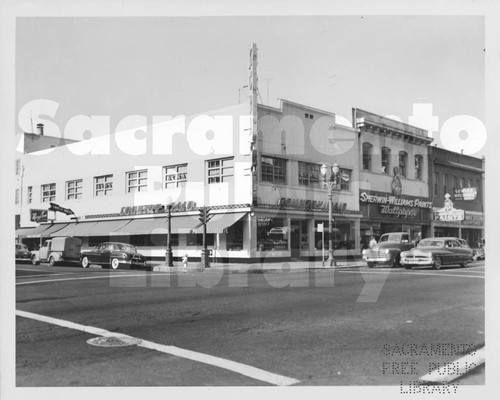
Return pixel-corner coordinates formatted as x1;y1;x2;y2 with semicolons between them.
380;234;402;242
418;240;444;248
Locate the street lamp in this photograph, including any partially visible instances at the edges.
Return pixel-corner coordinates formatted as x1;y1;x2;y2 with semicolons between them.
321;162;341;267
165;196;173;267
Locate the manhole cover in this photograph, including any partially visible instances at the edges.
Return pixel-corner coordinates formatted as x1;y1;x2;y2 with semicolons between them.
87;336;141;347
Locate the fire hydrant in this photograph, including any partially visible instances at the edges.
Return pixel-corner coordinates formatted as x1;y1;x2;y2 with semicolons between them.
182;254;188;273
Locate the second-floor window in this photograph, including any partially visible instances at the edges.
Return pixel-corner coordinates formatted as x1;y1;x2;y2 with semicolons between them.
207;158;234;184
362;143;372;171
66;180;83;200
41;183;56;202
127;170;148;193
261;156;286;184
381;147;391;174
434;172;439;197
95;175;113;196
298;161;320;187
27;186;32;204
164;164;187;188
399;151;408;177
415;155;423;180
339;168;352;191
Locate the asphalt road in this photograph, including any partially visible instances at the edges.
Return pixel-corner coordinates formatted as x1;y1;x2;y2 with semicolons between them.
14;261;485;388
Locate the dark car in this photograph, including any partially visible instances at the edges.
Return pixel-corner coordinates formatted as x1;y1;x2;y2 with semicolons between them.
362;232;414;268
15;243;31;262
400;237;474;270
80;242;147;269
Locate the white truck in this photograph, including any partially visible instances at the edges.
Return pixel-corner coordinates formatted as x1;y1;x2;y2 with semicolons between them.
31;237;82;266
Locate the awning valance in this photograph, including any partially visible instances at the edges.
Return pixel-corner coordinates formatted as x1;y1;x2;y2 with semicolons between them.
22;223;70;238
190;212;247;234
52;220;132;237
114;216;200;235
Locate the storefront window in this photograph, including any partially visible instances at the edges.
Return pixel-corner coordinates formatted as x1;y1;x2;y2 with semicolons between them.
186;234;214;247
314;220;354;250
226;220;244;251
257;217;288;251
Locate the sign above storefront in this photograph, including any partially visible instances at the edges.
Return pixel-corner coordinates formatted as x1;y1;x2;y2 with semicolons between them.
277;197;347;212
120;201;198;216
359;191;432;220
359;192;433;209
30;209;48;223
49;202;74;215
434;194;464;221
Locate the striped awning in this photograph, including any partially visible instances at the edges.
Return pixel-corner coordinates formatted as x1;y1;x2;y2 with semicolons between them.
190;212;247;234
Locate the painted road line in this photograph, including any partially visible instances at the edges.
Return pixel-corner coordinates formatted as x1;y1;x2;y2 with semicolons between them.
338;270;484;279
419;346;485;384
16;309;300;386
17;272;82;279
15;273;150;286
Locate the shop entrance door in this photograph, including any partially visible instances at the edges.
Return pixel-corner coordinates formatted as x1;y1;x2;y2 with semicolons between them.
290;224;301;260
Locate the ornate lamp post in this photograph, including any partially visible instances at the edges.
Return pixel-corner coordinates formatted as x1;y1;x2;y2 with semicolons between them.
320;162;341;267
165;197;173;267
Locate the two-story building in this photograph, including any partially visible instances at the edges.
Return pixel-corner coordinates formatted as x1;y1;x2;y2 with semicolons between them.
354;108;434;248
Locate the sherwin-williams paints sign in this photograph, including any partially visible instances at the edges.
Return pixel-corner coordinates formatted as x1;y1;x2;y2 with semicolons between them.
359;192;432;220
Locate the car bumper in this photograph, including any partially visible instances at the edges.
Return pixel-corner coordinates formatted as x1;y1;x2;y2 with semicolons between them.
363;256;392;263
400;258;433;266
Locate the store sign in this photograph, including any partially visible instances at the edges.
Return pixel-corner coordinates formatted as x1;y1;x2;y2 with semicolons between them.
453;187;477;201
49;202;74;215
359;192;433;209
120;201;198;216
277;197;347;212
30;209;48;223
464;213;484;226
434;194;464;221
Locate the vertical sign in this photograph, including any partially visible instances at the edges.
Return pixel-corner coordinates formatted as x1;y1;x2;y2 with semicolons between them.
249;42;259;206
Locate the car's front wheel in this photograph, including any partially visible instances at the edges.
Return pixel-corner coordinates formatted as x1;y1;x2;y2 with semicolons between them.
110;258;120;270
404;264;412;270
31;255;39;265
81;256;90;268
367;262;375;268
48;256;56;266
433;256;442;270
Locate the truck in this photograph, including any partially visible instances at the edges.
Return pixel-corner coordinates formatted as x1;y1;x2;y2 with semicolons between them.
31;237;82;266
362;232;414;268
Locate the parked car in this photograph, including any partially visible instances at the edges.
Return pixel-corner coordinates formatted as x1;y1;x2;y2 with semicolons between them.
80;242;147;269
400;237;474;270
472;246;485;261
362;232;414;268
31;237;82;266
15;243;32;262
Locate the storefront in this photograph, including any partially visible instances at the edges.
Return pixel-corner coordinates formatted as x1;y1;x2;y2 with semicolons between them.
359;190;433;248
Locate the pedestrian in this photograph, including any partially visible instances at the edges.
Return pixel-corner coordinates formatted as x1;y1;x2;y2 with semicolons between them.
182;253;188;273
369;236;377;249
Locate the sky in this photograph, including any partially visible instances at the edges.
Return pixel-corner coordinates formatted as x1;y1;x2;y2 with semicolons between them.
15;16;485;155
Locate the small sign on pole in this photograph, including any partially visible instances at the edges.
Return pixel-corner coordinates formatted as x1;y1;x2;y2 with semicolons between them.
318;223;324;266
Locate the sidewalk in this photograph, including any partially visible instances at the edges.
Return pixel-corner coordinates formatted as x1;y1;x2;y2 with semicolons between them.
151;259;365;272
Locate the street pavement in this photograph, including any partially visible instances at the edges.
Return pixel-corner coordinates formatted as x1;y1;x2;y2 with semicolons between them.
13;260;486;390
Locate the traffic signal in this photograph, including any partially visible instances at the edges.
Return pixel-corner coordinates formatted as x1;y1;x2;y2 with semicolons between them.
198;207;207;224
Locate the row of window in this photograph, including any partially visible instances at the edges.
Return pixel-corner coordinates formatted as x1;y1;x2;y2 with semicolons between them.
362;143;424;180
434;172;480;198
261;156;352;191
27;159;230;203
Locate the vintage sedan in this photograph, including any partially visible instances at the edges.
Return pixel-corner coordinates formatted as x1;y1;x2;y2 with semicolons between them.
80;242;147;269
400;237;474;270
15;243;32;262
362;232;414;268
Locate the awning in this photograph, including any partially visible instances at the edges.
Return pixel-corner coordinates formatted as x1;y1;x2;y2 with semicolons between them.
114;216;200;235
22;223;70;238
15;227;38;238
190;212;247;234
51;220;132;237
